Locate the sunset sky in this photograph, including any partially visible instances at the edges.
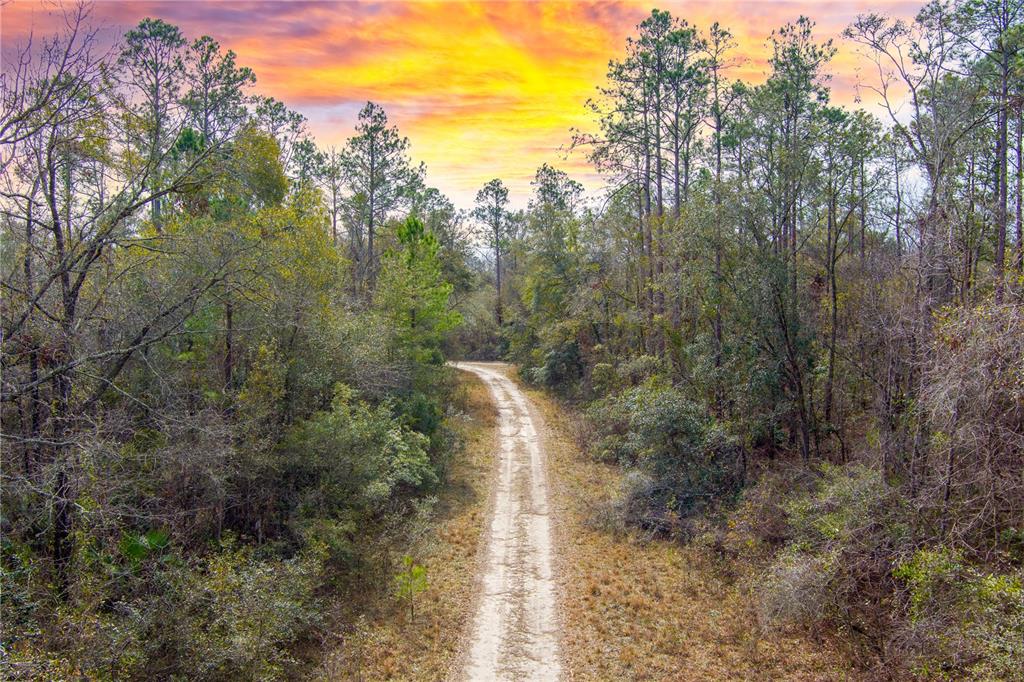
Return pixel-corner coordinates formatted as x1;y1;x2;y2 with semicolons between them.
3;1;922;207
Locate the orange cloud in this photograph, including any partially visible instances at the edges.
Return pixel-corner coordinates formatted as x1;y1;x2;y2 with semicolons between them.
2;0;921;207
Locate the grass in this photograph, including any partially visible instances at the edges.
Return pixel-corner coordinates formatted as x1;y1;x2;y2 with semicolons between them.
316;371;497;680
523;384;862;681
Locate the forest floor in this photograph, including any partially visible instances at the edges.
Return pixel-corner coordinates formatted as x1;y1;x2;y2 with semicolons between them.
318;364;859;681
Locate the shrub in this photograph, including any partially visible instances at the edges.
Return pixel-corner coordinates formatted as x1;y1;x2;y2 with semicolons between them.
585;380;745;535
757;464;910;638
758;548;835;629
393;554;429;623
1;538;327;681
615;354;667;386
726;463;817;556
523;339;584;392
919;303;1024;552
588;361;617;395
149;540;327;680
279;384;436;531
893;547;1024;679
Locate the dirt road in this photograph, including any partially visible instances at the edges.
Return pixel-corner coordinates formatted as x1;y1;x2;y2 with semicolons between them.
452;362;562;681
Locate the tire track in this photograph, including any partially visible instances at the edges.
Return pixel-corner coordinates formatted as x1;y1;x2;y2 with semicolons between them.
452;362;562;681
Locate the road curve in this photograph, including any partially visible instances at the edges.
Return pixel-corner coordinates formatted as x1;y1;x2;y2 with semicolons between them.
452;362;562;681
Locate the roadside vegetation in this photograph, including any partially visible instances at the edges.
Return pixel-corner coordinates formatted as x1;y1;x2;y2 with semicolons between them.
0;8;480;677
316;373;496;680
461;2;1024;678
3;0;1022;679
530;385;857;680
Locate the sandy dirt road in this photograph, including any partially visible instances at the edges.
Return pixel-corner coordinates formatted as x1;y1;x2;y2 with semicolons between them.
451;362;562;681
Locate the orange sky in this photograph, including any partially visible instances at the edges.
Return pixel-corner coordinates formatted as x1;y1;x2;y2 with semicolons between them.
2;1;921;207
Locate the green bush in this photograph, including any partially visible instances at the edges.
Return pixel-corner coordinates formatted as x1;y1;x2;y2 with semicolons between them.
754;463;1024;678
585;380;745;535
589;362;617;395
162;541;327;680
894;547;1024;679
1;538;327;681
522;339;584;393
614;354;667;387
280;385;436;526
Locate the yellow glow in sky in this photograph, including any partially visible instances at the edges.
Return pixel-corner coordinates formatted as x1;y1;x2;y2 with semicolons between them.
3;1;922;206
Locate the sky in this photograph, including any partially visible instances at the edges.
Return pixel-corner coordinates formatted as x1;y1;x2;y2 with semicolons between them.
2;1;922;207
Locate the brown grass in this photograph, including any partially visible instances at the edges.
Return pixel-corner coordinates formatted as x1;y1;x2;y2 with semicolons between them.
525;385;862;682
317;371;497;681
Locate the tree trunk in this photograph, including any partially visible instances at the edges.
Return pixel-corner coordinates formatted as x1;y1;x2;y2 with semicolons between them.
367;141;377;291
1016;106;1023;271
825;181;838;425
642;107;655;354
859;156;867;260
995;51;1009;303
494;227;503;326
224;299;234;388
52;372;73;595
23;191;41;477
713;108;724;412
894;146;903;259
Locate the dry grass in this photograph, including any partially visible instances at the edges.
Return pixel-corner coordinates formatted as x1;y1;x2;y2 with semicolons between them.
525;385;862;681
317;372;497;681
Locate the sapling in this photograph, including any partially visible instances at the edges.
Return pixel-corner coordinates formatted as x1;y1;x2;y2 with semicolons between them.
394;554;428;623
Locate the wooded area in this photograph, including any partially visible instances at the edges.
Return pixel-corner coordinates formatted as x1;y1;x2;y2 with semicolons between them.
1;0;1022;679
459;2;1023;678
1;6;471;677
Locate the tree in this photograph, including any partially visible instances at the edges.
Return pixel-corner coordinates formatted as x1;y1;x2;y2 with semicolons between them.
116;18;187;227
530;163;584;215
704;22;738;397
320;147;344;246
375;215;461;366
394;555;428;623
522;166;585;331
0;3;100;176
183;35;255;146
472;178;511;325
1;11;256;594
340;102;424;291
411;186;474;298
0;10;467;677
252;95;307;171
846;3;988;304
956;0;1024;300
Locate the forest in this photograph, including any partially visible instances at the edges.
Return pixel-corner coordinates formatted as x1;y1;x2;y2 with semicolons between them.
1;0;1022;679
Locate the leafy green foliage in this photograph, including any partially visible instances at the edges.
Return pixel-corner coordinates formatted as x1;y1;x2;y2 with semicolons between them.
394;554;429;622
119;529;171;568
0;14;470;679
281;385;437;529
376;216;462;367
163;542;327;680
757;465;908;629
586;380;745;534
889;546;1024;679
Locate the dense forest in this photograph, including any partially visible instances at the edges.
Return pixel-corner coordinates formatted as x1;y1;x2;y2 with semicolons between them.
1;6;472;677
1;0;1022;679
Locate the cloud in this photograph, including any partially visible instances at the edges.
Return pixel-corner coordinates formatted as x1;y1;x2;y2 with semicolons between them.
3;0;921;207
